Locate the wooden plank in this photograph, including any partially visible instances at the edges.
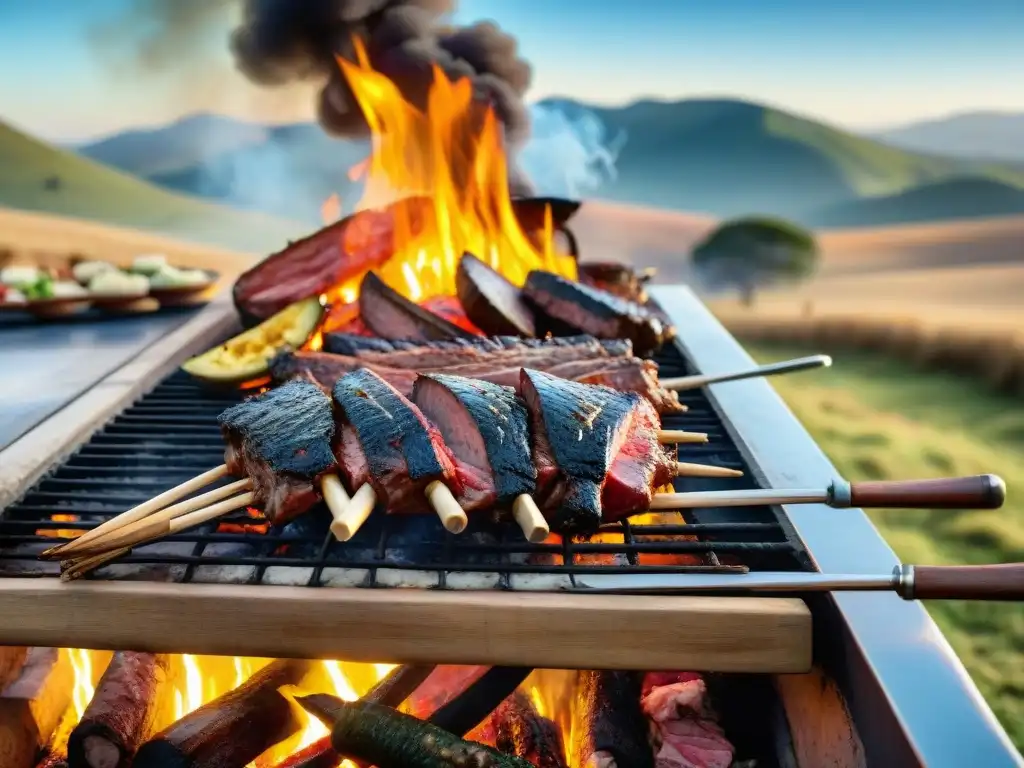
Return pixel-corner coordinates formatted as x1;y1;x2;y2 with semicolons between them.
775;667;867;768
0;579;812;673
0;648;73;768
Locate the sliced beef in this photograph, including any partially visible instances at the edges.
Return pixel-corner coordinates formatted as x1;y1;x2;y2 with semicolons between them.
640;673;734;768
324;333;632;359
519;369;636;533
232;199;428;326
602;396;676;522
456;252;537;337
335;335;624;371
413;374;536;511
524;270;672;356
579;262;652;302
273;351;682;415
359;271;476;341
331;369;463;514
218;380;336;524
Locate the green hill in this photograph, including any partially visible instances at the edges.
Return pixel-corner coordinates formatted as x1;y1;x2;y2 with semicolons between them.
809;177;1024;228
73;98;1024;228
1;120;306;252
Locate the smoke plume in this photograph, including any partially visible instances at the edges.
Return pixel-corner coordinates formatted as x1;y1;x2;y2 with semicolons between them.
229;0;533;145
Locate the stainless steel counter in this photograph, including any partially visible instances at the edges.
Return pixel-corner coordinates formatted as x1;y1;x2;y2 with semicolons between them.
0;309;200;452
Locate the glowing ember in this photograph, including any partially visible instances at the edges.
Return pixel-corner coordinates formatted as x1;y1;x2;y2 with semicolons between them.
37;513;84;539
216;507;271;535
318;40;575;310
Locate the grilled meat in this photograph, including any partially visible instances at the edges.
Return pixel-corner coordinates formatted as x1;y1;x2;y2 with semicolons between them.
519;369;638;533
579;262;652;302
602;394;677;522
273;351;683;415
359;271;476;341
413;375;536;511
325;333;633;358
218;380;336;525
332;334;628;370
457;252;537;337
572;671;655;768
331;369;468;514
524;270;673;356
641;673;734;768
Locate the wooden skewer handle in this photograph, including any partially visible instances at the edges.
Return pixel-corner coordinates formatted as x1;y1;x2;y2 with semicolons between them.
833;475;1006;510
901;563;1024;601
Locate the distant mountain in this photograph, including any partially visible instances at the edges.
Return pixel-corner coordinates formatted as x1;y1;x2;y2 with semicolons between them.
871;112;1024;161
72;98;1024;228
0;119;305;252
809;177;1024;228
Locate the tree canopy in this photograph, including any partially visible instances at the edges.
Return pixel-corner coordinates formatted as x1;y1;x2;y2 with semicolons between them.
690;216;819;303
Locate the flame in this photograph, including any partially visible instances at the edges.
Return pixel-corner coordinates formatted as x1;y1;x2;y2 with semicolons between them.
37;513;85;539
321;193;342;225
316;40;575;312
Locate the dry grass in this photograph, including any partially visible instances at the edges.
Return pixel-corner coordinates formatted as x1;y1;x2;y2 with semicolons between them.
0;206;256;283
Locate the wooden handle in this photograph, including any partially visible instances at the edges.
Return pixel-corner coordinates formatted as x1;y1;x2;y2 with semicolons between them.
844;474;1005;510
907;564;1024;601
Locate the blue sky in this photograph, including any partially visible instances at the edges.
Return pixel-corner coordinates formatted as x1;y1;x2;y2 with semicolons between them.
1;0;1023;141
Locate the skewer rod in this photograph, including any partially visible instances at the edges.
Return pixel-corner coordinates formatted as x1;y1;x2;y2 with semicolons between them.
329;483;377;542
660;355;832;391
651;488;826;510
512;495;550;543
657;430;707;444
426;481;468;534
674;462;743;479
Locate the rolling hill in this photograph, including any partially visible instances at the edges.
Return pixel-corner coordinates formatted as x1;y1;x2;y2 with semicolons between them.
0;120;305;253
809;177;1024;228
74;98;1024;228
872;111;1024;161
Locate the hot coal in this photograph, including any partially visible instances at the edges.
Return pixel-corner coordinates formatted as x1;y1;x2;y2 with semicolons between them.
219;380;336;525
482;691;566;768
572;671;654;768
332;368;462;514
413;374;535;510
230;1;532;144
524;270;673;356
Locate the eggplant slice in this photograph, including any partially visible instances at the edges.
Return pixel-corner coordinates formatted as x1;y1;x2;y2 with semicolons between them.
456;252;537;337
358;271;477;341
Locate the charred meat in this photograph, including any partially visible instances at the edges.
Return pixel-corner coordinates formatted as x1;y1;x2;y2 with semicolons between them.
331;369;466;514
572;671;655;768
579;262;653;302
324;333;632;358
359;271;476;341
457;252;537;337
413;375;536;511
524;270;673;356
519;369;637;533
218;380;336;525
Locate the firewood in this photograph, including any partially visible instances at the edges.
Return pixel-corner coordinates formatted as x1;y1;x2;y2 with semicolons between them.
0;648;73;768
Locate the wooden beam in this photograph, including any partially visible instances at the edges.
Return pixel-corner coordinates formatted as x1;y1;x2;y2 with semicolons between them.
0;579;812;673
0;648;73;768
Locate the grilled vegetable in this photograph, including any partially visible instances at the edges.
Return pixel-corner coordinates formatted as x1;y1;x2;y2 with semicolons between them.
298;697;534;768
456;253;536;337
181;297;325;386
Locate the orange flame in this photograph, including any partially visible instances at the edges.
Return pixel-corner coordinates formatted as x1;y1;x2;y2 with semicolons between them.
37;513;85;539
321;193;342;225
318;39;575;310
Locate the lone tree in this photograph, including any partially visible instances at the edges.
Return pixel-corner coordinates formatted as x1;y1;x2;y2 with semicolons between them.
690;216;819;305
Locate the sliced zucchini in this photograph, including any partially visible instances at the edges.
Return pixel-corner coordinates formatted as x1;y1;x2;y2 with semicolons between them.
181;297;325;385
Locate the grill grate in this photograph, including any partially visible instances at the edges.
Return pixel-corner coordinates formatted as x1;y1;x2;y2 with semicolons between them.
0;344;809;589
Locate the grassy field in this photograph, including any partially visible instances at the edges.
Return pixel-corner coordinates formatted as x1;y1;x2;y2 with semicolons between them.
745;341;1024;752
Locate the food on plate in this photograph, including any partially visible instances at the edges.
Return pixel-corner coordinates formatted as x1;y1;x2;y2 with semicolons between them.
72;260;117;285
0;285;26;304
131;253;169;275
88;270;150;296
219;379;338;525
524;270;673;356
456;252;537;337
14;274;90;301
181;297;325;385
148;265;211;288
0;265;40;285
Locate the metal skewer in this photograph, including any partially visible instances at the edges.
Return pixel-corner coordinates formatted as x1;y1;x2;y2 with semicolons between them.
660;354;832;391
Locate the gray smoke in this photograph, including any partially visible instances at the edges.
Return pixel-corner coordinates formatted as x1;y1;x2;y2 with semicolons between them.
229;0;533;145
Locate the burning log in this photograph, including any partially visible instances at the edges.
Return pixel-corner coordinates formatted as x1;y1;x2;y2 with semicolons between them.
571;671;654;768
0;648;73;768
133;659;311;768
487;692;566;768
35;754;68;768
67;652;172;768
429;668;534;737
273;664;437;768
1;646;29;691
298;696;534;768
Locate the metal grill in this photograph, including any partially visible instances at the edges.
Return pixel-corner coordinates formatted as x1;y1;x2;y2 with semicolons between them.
0;344;809;589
